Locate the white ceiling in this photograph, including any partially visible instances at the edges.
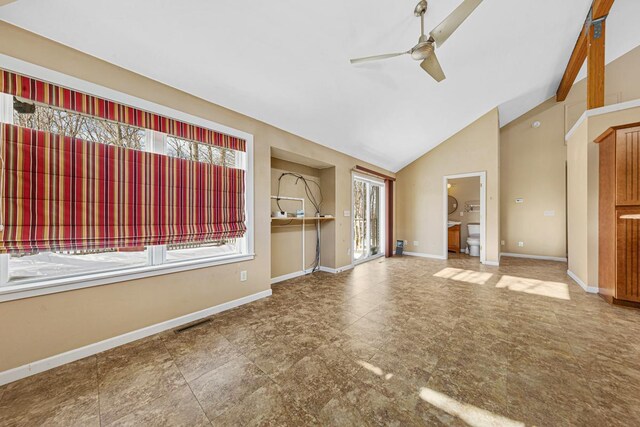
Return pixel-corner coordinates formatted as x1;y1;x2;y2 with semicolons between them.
1;0;637;171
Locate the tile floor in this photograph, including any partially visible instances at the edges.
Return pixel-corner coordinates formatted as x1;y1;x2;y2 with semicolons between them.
1;255;640;426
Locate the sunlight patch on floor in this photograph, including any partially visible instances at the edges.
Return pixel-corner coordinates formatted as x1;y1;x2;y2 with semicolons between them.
357;360;393;380
419;387;524;427
495;275;570;300
434;268;493;285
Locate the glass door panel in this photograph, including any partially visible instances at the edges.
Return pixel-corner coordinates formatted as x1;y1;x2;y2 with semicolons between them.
353;177;384;263
353;180;367;261
369;185;380;257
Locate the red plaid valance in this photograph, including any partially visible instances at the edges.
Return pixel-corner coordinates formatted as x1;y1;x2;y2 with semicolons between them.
0;124;246;254
0;69;246;152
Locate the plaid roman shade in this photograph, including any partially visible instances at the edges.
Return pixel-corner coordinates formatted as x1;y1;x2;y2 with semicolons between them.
0;124;246;254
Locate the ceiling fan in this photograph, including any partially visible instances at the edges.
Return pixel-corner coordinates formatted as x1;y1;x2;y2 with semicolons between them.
350;0;483;82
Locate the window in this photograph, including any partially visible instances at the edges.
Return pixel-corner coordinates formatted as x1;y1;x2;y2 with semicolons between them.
0;68;252;297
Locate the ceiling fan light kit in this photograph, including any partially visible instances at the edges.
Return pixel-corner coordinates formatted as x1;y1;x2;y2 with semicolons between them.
350;0;483;83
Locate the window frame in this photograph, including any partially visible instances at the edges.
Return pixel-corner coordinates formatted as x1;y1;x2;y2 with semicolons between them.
0;55;255;303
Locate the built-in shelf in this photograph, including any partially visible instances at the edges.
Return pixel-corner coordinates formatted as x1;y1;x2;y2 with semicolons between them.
270;217;335;222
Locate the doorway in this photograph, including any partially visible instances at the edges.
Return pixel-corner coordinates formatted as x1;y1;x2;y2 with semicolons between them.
443;172;486;264
352;174;385;264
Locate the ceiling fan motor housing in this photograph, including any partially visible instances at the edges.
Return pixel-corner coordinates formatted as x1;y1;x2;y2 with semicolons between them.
414;0;428;17
411;39;434;60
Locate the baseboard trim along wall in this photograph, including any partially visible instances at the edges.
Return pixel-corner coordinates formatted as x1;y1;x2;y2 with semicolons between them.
501;252;568;262
319;265;354;274
271;265;354;284
567;270;599;294
403;251;447;260
483;260;500;267
0;289;272;387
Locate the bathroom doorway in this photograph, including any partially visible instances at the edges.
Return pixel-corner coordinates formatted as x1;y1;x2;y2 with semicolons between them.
352;173;385;264
443;172;486;263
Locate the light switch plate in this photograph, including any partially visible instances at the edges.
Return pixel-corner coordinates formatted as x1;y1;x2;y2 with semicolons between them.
544;210;555;217
343;210;350;217
518;242;524;247
515;198;524;204
240;271;247;282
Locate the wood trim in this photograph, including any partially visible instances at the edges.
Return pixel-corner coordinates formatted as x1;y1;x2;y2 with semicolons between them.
355;165;395;182
612;297;640;309
595;122;640;143
587;19;606;109
385;179;394;257
598;131;616;297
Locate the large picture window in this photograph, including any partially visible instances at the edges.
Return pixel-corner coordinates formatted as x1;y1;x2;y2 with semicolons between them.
0;68;251;294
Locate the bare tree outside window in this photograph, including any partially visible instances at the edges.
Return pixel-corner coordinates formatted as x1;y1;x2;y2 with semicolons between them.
13;99;145;150
166;136;237;168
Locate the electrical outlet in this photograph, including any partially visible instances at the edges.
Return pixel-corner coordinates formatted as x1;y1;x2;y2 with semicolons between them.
413;241;419;246
240;270;247;281
347;248;351;255
343;210;351;217
460;212;464;217
518;242;524;247
501;240;505;246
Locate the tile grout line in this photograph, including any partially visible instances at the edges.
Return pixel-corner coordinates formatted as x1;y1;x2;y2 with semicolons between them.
159;337;213;426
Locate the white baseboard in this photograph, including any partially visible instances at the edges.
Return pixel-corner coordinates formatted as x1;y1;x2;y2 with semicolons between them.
403;251;447;260
271;264;355;284
319;264;353;274
501;252;568;262
567;270;598;294
483;260;500;267
270;270;312;284
0;289;272;387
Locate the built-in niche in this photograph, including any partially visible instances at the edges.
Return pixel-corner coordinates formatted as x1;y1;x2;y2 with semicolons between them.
270;149;336;282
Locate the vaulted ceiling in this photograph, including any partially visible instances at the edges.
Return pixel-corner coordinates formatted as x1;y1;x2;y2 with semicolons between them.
1;0;638;171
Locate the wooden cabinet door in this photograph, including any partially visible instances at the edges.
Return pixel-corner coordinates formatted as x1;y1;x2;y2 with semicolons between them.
616;208;640;302
448;225;460;253
616;127;640;206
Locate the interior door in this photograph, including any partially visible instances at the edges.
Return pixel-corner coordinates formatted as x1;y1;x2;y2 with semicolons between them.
353;176;384;263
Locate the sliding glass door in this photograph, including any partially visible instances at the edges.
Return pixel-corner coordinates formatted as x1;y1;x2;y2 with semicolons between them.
353;175;384;263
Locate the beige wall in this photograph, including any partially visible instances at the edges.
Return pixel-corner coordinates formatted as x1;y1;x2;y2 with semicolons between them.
567;120;589;282
396;109;500;263
448;176;481;249
500;45;640;260
567;106;640;287
0;22;393;372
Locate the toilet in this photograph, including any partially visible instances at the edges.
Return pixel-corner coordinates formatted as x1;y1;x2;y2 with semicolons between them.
466;223;481;257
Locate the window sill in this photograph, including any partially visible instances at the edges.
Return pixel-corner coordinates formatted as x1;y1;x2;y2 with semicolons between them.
0;253;256;303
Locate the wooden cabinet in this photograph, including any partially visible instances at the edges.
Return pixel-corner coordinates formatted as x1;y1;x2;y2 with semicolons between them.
448;224;461;253
616;207;640;302
615;127;640;206
596;123;640;306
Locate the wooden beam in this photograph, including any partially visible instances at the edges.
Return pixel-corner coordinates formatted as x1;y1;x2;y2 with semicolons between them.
556;0;615;102
593;0;615;19
556;29;588;102
587;18;606;109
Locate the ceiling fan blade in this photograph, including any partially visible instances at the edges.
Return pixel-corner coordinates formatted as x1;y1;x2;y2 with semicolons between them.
429;0;482;47
420;52;446;82
350;51;408;64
